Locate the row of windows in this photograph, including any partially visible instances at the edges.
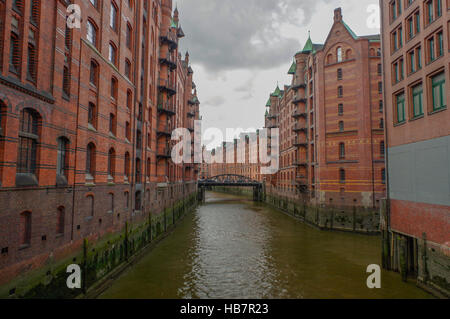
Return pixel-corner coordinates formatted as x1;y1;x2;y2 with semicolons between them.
338;141;385;160
390;0;445;54
392;28;444;84
338;168;386;184
394;70;446;123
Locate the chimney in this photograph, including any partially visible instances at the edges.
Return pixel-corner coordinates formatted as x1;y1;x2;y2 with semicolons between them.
334;8;342;22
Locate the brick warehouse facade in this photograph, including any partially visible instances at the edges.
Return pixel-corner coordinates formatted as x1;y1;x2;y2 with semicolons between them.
380;0;449;296
265;8;386;210
0;0;200;296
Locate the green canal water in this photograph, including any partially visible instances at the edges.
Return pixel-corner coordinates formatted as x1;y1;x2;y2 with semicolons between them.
99;192;432;299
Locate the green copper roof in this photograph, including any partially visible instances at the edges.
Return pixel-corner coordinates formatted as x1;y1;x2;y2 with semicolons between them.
288;61;296;74
271;85;281;97
342;20;358;40
302;34;313;53
266;98;271;107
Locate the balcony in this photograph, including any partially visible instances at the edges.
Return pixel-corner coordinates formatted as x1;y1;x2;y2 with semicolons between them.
292;110;307;118
293;123;307;132
159;54;177;70
292;95;307;104
158;78;176;96
157;148;172;159
159;30;178;50
157;126;172;137
293;137;308;147
157;101;176;116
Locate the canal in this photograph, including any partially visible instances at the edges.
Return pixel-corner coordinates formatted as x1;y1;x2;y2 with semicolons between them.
99;192;432;299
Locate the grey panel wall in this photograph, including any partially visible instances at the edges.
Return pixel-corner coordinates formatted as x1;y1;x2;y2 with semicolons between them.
388;135;450;206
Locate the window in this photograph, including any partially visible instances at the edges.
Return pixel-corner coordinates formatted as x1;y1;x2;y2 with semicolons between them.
89;60;98;86
86;20;97;47
135;158;141;183
19;211;32;247
88;102;96;128
379;100;383;113
27;44;37;82
338;103;344;116
339;121;344;132
9;33;20;74
380;141;385;157
57;137;69;178
109;193;114;213
109;113;116;135
125;59;131;79
86;143;96;177
111;77;118;99
56;207;65;235
0;101;6;136
412;83;423;117
108;148;115;178
377;64;382;75
63;66;70;97
109;43;117;65
110;2;118;32
395;92;406;123
378;82;383;93
393;57;404;83
125;121;131;140
65;24;72;51
126;23;132;49
135;191;142;211
17;109;39;175
381;169;386;184
337;68;342;80
391;25;403;52
30;0;39;25
136;130;142;150
380;118;384;129
339;143;345;159
337;47;342;62
339;169;346;183
124;152;130;180
338;86;343;98
146;158;151;177
87;195;94;217
431;72;446;111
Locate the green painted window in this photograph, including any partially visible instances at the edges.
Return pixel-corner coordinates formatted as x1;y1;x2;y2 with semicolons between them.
415;13;420;33
427;1;433;24
429;38;435;61
417;47;422;69
438;32;443;57
408;18;413;39
431;72;446;111
437;0;442;17
410;51;415;73
399;28;403;47
412;84;423;117
396;93;405;123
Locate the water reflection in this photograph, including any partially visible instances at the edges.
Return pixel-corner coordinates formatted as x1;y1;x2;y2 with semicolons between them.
100;192;432;299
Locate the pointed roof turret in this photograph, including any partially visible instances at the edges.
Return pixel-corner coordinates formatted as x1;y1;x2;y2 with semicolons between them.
302;31;313;53
266;98;271;107
288;60;296;75
271;84;281;97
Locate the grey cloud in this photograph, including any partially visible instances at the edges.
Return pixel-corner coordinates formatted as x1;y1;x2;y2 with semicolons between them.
204;96;226;107
177;0;329;73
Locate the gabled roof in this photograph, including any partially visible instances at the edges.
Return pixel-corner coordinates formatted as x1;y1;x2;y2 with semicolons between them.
288;61;296;74
302;33;313;53
342;20;357;40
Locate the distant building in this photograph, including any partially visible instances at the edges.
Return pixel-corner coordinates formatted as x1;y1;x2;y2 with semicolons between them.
380;0;449;296
265;8;385;209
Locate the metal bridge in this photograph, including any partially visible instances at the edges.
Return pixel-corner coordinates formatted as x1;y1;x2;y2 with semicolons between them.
198;174;265;202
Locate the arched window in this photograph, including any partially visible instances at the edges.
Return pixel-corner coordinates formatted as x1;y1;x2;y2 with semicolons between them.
339;121;344;132
338;86;343;97
108;42;117;65
126;23;132;49
19;211;32;247
88;102;97;128
89;60;98;86
339;142;345;159
109;113;116;135
125;59;131;79
86;143;96;177
110;1;118;32
127;90;132;109
125;121;131;140
56;206;65;235
339;169;346;183
337;47;342;62
108;148;115;178
57;137;69;178
111;77;118;99
146;158;151;177
124;152;130;180
346;49;352;59
17;108;40;175
86;20;97;47
338;103;344;116
337;68;342;80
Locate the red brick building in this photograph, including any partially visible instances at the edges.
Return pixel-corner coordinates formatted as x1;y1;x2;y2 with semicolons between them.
265;8;385;210
380;0;449;296
0;0;200;294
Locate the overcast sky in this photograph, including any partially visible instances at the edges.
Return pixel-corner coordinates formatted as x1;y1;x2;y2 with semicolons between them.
176;0;381;149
